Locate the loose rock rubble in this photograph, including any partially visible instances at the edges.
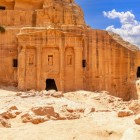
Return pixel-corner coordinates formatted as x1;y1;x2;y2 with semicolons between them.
1;88;140;139
0;116;11;128
21;112;48;124
129;100;140;114
0;106;21;119
134;114;140;125
117;110;134;117
17;90;63;98
0;105;21;128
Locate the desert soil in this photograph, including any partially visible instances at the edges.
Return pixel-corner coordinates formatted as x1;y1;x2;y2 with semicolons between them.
0;86;140;140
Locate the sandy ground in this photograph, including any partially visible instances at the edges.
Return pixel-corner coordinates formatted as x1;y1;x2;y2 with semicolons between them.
0;87;140;140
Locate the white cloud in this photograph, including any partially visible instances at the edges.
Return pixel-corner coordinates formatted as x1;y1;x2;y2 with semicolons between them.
103;9;140;47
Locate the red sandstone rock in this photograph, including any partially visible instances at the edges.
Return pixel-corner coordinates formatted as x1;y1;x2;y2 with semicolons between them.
21;112;48;124
0;110;16;119
66;106;84;113
117;110;134;117
65;112;81;120
0;117;11;128
31;106;58;119
31;116;48;124
134;114;140;125
9;106;18;110
0;106;21;119
0;0;139;101
51;91;63;98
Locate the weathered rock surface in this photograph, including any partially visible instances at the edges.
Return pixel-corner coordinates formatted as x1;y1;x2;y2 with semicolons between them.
117;110;134;117
134;114;140;125
0;107;21;119
39;90;50;96
120;128;140;140
0;116;11;128
31;106;57;117
84;107;95;116
0;0;139;101
21;112;48;124
1;88;140;139
51;91;63;98
129;100;140;114
136;79;140;100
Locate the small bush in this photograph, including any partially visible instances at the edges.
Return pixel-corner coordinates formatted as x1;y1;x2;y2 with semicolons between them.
0;26;5;33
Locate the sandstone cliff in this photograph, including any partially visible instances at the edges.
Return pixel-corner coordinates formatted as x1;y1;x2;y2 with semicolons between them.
0;0;140;100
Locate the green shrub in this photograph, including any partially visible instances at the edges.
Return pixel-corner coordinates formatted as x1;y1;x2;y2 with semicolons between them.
0;26;5;33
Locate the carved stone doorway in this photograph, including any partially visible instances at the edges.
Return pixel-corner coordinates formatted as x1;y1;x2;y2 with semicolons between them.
45;79;57;91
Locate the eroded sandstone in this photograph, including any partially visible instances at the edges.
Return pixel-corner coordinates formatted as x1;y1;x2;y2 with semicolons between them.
0;0;140;101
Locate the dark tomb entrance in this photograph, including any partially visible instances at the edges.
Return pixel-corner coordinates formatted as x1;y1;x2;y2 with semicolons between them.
137;67;140;78
45;79;57;91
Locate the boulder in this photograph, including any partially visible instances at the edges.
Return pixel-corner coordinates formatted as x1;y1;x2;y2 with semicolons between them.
0;117;11;128
20;93;36;98
84;107;95;116
21;112;48;124
17;91;36;98
16;92;22;96
118;110;134;117
51;91;63;98
40;90;50;96
66;106;84;113
134;114;140;125
0;107;21;119
9;106;18;110
21;112;33;123
27;89;36;93
48;90;56;95
31;106;58;118
31;116;48;124
65;112;81;120
0;110;16;119
129;100;140;114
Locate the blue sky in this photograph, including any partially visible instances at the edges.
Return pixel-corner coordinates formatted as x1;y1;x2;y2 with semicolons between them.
75;0;140;47
75;0;140;29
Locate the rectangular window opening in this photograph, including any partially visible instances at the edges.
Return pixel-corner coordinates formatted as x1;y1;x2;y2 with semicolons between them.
82;59;86;68
13;59;18;68
48;55;53;66
0;6;6;10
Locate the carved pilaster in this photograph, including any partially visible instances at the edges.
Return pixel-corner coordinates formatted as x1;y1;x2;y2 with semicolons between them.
18;46;26;90
36;46;42;90
74;46;83;90
59;36;65;91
